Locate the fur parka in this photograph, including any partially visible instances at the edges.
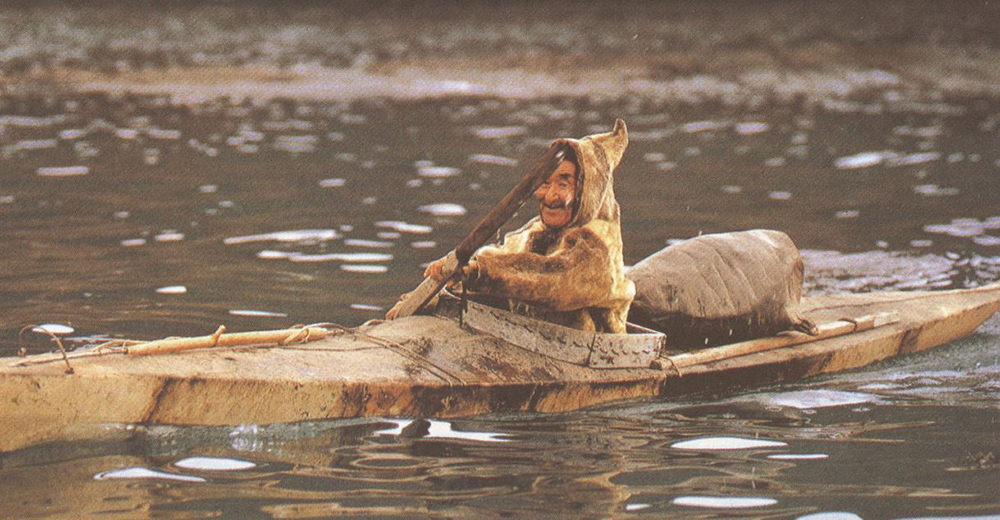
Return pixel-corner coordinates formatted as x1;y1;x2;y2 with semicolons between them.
468;119;635;333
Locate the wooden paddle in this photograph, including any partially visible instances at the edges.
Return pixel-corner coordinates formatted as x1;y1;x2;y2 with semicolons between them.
388;141;568;319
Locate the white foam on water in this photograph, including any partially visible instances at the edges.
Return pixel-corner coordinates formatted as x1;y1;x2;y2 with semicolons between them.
350;303;383;311
59;128;87;140
224;229;341;245
156;285;188;294
765;157;787;167
17;139;59;150
834;151;887;170
923;224;983;237
682;120;727;133
155;232;185;242
291;252;392;263
274;136;317;153
913;184;960;197
375;221;433;234
469;153;517;166
120;238;146;247
146;128;182;140
735;121;769;134
376;419;510;442
418;203;467;216
411;241;436;249
116;128;138;140
340;264;388;273
766;390;878;409
473;126;528;139
345;238;394;248
973;235;1000;246
173;457;256;471
796;513;863;520
37;166;89;177
671;437;787;450
657;161;677;171
319;178;346;187
892;151;941;167
256;250;298;259
94;467;205;483
0;115;66;127
32;323;75;335
417;165;462;178
228;309;288;317
767;453;829;460
625;503;650;511
672;496;777;509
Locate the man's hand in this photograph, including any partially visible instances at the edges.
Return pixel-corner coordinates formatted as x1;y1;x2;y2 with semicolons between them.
385;297;406;320
423;256;449;282
385;255;483;320
424;256;481;287
461;259;482;288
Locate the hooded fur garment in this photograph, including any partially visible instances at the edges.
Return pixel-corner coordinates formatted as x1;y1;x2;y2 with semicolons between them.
626;229;816;350
468;119;635;333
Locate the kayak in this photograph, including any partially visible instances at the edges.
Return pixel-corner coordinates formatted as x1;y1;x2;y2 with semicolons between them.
2;284;999;453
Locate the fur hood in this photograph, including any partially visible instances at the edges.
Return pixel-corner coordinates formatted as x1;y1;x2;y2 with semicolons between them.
555;118;629;228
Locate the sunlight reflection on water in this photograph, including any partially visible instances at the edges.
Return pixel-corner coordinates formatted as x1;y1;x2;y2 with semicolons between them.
376;419;511;443
173;457;256;471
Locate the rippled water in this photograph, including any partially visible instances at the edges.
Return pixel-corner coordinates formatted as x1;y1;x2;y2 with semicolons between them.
2;1;1000;517
3;340;999;517
3;92;1000;352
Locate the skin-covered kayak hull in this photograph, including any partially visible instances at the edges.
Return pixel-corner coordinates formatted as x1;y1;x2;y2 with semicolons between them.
1;285;999;453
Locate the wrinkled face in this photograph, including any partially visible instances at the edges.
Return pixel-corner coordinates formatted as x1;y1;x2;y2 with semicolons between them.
536;159;577;229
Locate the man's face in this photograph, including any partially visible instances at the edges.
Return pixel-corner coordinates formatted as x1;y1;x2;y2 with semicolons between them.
536;159;577;229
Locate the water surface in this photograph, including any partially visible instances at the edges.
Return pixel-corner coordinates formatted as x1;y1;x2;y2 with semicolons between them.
1;1;999;517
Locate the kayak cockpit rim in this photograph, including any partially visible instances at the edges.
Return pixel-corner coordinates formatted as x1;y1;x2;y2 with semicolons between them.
434;292;665;369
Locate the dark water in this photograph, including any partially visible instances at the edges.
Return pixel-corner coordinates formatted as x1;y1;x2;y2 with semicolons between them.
2;2;1000;518
3;93;1000;351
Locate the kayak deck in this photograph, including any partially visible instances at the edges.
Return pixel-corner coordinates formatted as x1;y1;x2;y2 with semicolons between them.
2;285;999;453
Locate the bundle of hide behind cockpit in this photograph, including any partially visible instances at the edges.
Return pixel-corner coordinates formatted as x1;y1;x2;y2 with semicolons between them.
627;230;816;350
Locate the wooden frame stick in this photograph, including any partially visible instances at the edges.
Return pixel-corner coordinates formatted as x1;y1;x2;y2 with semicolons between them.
123;325;330;356
660;312;899;374
10;325;332;367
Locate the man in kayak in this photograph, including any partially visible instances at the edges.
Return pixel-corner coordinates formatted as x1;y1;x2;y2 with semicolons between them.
391;119;634;333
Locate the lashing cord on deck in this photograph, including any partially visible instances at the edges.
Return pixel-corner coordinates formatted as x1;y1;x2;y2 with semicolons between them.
308;324;466;386
13;323;465;385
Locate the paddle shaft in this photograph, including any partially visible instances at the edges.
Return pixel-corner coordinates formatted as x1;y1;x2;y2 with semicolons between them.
389;141;568;319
